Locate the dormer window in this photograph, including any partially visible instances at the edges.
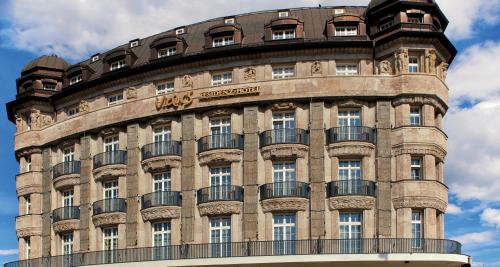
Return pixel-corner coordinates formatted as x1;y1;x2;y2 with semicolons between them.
110;60;126;71
272;29;296;40
278;11;289;18
91;55;100;62
335;26;357;36
213;36;234;47
69;75;82;85
224;18;235;24
379;20;394;31
265;16;303;41
129;40;140;48
158;47;177;58
408;14;424;24
176;28;185;35
334;9;344;15
42;83;56;91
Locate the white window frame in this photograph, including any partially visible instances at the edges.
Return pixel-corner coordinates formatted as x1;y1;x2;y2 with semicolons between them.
103;227;118;251
152;221;171;247
278;11;289;18
336;63;359;75
66;105;79;117
379;21;394;31
409;56;419;73
156;81;174;95
129;40;139;48
158;47;177;58
26;157;31;172
412;210;423;248
62;233;74;255
272;66;295;79
210;217;232;257
272;162;296;183
104;136;119;152
272;214;296;255
91;55;100;62
107;93;123;106
411;157;422;180
103;180;119;199
272;29;296;40
62;190;74;207
338;160;362;180
63;147;75;162
175;28;185;35
408;14;423;24
25;238;31;259
69;75;82;85
334;9;345;15
153;126;172;143
339;212;362;253
212;36;234;47
335;26;358;36
110;60;126;71
212;72;233;85
25;195;31;215
410;106;421;126
153;172;171;192
224;18;235;24
43;83;57;91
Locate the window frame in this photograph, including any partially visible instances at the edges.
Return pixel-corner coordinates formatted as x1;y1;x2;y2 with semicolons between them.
211;72;233;86
212;36;235;47
109;59;126;71
411;210;423;248
272;66;295;79
42;83;57;91
272;29;296;40
156;81;175;95
379;20;394;31
69;75;83;85
335;26;358;36
410;106;422;126
62;233;74;255
158;47;177;58
25;195;31;215
411;157;423;180
336;63;359;76
409;56;419;73
107;93;124;106
66;105;80;117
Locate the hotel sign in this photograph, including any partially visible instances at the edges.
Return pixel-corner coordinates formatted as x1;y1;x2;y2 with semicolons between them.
199;86;260;100
155;91;194;111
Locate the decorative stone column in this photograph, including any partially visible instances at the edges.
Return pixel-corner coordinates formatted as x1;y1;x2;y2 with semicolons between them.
422;104;435;127
41;148;52;257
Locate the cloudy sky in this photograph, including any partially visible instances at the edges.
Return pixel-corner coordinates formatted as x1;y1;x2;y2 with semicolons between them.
0;0;499;266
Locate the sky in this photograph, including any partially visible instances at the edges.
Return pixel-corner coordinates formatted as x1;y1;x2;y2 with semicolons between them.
0;0;499;266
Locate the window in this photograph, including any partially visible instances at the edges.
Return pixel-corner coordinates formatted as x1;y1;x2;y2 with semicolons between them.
408;14;423;24
339;212;362;253
210;166;231;200
152;222;171;259
412;210;423;248
104;136;119;152
336;64;358;75
411;157;422;180
410;106;421;126
335;26;357;36
62;233;73;255
158;47;177;58
210;117;231;148
175;28;185;35
25;238;31;259
339;160;362;180
26;157;31;172
62;190;74;207
212;72;233;85
272;66;295;79
273;162;296;196
273;214;296;255
43;83;57;91
338;109;361;140
91;55;100;62
103;227;118;263
25;195;31;215
153;172;171;192
129;40;139;48
69;75;82;85
409;57;419;73
278;11;289;17
103;180;119;199
154;126;172;143
212;36;234;47
272;29;296;40
334;9;345;15
210;217;231;257
224;18;235;24
107;93;123;106
109;60;126;71
63;147;75;162
379;21;394;31
272;112;295;143
66;105;79;117
156;81;174;95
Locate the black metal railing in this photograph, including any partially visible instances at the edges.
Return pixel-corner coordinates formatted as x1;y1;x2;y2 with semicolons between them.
141;141;182;160
327;180;376;197
196;185;244;204
4;238;462;267
52;161;81;179
259;181;310;200
93;151;127;169
52;206;80;223
326;126;376;144
197;134;244;153
92;199;126;216
141;191;182;209
372;22;439;38
259;128;309;147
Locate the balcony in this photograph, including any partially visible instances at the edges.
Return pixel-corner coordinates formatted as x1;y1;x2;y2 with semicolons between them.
197;134;244;165
372;22;440;40
92;198;126;227
141;141;182;172
326;127;376;158
52;206;80;233
4;238;467;267
52;161;81;190
196;186;243;216
259;129;309;159
259;181;310;213
92;151;127;181
327;180;377;210
140;191;182;221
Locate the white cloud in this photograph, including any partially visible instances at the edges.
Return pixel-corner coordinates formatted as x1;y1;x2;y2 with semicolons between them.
481;208;500;228
450;231;495;245
446;203;463;215
0;249;17;256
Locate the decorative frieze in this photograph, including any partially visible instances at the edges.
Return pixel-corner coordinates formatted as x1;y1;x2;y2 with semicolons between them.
141;155;181;172
126;87;138;99
140;206;181;221
79;100;90;113
182;75;193;88
198;201;242;216
311;61;322;75
29;109;53;130
93;165;127;181
198;149;242;166
394;48;409;74
92;212;126;227
329;196;376;210
260;198;308;213
199;86;260;101
377;60;392;75
393;197;447;213
243;67;256;81
328;142;375;158
437;62;449;81
392;143;446;162
392;95;447;115
53;219;79;234
261;144;309;160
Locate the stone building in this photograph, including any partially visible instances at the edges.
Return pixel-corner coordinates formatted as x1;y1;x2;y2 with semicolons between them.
6;0;471;266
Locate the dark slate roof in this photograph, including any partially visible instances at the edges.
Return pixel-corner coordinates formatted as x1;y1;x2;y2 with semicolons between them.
22;55;69;73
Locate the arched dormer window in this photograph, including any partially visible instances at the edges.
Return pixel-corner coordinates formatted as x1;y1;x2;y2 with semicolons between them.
326;14;366;38
204;23;242;49
64;64;94;87
264;17;304;41
102;48;137;73
149;35;186;61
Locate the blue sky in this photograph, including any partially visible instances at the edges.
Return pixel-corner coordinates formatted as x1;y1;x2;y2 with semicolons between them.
0;0;500;266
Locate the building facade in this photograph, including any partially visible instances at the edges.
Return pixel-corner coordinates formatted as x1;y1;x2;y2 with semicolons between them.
6;1;471;266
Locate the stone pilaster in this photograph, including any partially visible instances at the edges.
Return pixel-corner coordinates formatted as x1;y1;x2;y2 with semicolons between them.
41;148;51;257
79;136;92;251
376;101;392;237
309;102;325;238
126;124;140;247
181;114;196;243
243;106;259;240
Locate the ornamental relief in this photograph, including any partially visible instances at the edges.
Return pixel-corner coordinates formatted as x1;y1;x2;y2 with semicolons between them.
392;96;446;115
53;219;79;234
261;198;308;213
203;108;238;118
182;75;193;88
437;62;449;81
377;60;393;75
243;67;256;81
92;212;126;227
327;142;375;158
393;197;447;213
336;99;368;108
16;228;42;238
198;149;242;166
311;61;322;75
394;48;409;74
126;87;138;99
16;147;42;160
198;201;243;216
93;165;127;181
141;206;181;221
424;49;437;74
15;114;23;133
141;155;181;172
329;196;376;210
30;109;53;130
79;100;90;113
392;143;446;162
269;102;303;111
261;144;309;160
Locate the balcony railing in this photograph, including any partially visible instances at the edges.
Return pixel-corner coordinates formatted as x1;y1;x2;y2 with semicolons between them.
4;238;462;267
197;134;244;153
93;151;127;169
259;181;310;200
92;199;127;216
52;161;81;179
327;180;376;197
141;191;182;209
141;141;182;161
259;128;309;147
372;22;439;39
52;206;80;223
197;185;244;204
326;126;376;144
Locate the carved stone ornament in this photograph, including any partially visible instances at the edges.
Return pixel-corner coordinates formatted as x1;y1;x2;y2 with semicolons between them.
150;117;174;126
198;149;243;166
93;165;127;181
141;206;181;221
424;49;437;74
198;201;243;216
437;62;449;81
100;127;121;136
30;108;53;129
311;61;322;75
53;173;80;191
182;75;193;88
378;60;392;75
16;147;42;160
16;227;42;238
270;102;298;111
261;144;309;160
393;197;447;213
204;108;237;118
328;142;375;158
53;219;79;234
79;100;90;113
337;99;368;108
243;67;256;81
261;198;308;213
92;212;126;227
126;87;138;99
394;48;409;74
141;155;181;172
329;196;376;210
15;114;23;133
392;143;447;162
392;96;446;115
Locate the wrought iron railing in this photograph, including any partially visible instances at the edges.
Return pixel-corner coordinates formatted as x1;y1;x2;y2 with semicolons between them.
52;206;80;223
92;199;126;216
259;128;309;147
327;180;376;197
259;181;310;200
141;191;182;209
52;161;81;179
326;126;376;144
197;134;244;153
196;185;244;204
141;141;182;160
93;151;127;169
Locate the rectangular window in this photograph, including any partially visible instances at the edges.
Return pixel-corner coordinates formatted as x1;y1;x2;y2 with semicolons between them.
152;222;171;259
43;83;56;91
336;64;358;75
103;227;118;263
209;166;231;200
272;66;295;79
62;190;74;207
212;36;234;47
156;81;174;95
25;195;31;215
272;29;296;40
273;214;296;255
107;93;123;106
129;40;139;48
278;11;289;17
25;238;31;259
62;233;74;255
110;60;126;71
273;162;296;197
272;112;295;143
410;106;421;126
409;57;419;73
69;75;82;85
212;72;233;86
104;136;119;152
103;136;120;166
103;180;119;199
91;55;100;62
210;117;231;148
379;21;394;31
411;157;422;180
158;47;177;58
66;105;79;117
175;28;185;35
224;18;235;24
339;212;362;253
339;160;362;180
412;210;423;248
210;217;231;257
26;157;31;172
408;14;423;24
63;147;75;162
335;26;358;36
338;109;361;140
153;126;172;143
153;172;171;192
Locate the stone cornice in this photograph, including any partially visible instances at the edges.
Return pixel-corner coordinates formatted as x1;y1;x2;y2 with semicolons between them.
392;95;447;114
392;143;446;162
393;197;447;213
